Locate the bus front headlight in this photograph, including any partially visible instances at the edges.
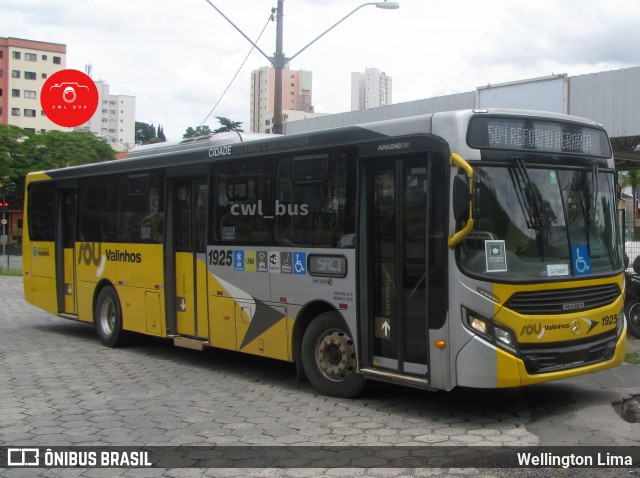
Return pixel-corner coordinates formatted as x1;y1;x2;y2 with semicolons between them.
494;326;517;354
464;308;492;339
494;327;514;348
463;308;517;354
469;316;489;335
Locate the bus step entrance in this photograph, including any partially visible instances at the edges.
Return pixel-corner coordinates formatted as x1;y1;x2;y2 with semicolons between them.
173;337;208;351
360;368;432;391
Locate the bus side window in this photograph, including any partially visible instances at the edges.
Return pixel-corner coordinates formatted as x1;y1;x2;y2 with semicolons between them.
275;152;356;248
79;177;118;242
27;182;57;241
212;159;272;244
117;173;164;244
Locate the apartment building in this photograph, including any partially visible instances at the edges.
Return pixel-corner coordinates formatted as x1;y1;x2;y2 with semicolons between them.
0;37;67;132
351;67;392;111
250;66;316;133
78;79;135;152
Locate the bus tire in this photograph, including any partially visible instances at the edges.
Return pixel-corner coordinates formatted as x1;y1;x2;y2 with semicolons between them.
301;312;365;398
624;301;640;339
95;286;126;347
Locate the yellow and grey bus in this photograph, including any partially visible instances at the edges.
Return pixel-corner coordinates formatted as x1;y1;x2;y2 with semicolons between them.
22;109;627;397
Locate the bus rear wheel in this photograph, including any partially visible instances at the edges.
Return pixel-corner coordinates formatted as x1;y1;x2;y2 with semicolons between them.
95;286;126;347
301;312;365;398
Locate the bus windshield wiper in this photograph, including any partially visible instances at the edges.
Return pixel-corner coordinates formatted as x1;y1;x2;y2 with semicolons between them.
511;157;545;231
581;161;599;253
510;157;547;262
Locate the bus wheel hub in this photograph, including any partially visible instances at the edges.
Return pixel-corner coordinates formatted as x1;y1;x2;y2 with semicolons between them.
316;329;355;381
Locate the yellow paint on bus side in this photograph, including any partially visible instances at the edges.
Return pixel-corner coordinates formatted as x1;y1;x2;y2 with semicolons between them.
196;257;209;339
63;248;76;314
76;280;96;323
207;272;291;361
175;252;195;336
30;276;58;315
236;303;289;361
26;241;57;315
209;297;238;351
74;242;166;334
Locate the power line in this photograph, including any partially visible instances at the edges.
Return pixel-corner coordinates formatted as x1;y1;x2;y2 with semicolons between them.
199;11;274;127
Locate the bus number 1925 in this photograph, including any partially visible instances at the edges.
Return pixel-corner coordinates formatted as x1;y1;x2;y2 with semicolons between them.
208;249;233;267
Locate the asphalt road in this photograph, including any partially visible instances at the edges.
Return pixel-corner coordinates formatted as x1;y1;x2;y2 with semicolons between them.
1;276;639;477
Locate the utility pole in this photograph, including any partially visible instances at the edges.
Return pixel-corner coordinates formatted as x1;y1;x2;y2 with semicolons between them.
272;0;285;134
205;0;398;135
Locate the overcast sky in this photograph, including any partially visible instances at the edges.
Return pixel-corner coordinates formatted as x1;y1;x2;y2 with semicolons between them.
4;0;640;140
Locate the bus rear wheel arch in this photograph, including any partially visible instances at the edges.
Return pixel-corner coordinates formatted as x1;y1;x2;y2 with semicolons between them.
94;285;127;347
301;311;365;398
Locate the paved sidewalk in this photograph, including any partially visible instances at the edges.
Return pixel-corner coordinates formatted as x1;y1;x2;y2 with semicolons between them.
1;275;639;478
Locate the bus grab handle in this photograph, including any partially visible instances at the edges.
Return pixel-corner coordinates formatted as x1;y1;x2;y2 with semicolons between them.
448;153;474;248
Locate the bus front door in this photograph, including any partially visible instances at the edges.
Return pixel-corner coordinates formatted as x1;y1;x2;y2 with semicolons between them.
171;178;209;341
56;189;77;316
363;157;431;382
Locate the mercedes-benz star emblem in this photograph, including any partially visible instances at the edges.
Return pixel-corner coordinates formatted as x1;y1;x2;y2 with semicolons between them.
570;320;581;335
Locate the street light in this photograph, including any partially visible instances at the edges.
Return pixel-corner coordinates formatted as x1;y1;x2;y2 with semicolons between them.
205;0;399;134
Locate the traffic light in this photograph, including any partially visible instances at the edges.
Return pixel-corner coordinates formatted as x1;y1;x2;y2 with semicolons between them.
616;185;622;200
0;202;7;213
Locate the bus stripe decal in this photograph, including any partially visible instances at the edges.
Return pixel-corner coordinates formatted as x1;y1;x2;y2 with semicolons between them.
211;273;287;350
239;298;286;350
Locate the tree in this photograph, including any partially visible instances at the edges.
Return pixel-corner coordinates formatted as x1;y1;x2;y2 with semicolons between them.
145;137;164;144
157;125;166;142
183;125;212;139
213;116;244;133
25;130;115;169
183;118;244;139
135;121;157;145
136;121;167;145
0;125;32;187
1;126;115;200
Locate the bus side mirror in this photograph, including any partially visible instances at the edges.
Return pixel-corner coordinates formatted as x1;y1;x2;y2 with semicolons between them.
453;173;470;222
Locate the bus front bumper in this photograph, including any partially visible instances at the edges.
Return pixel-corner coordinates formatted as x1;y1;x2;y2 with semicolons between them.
455;329;627;388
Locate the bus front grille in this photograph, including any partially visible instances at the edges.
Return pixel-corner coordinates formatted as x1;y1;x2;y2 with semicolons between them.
505;284;620;315
519;332;617;374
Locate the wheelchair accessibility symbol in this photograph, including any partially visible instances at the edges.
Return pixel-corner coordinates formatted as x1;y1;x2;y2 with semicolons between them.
293;252;307;275
572;245;592;276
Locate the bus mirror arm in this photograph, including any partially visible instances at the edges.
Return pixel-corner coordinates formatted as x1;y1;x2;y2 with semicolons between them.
449;153;474;248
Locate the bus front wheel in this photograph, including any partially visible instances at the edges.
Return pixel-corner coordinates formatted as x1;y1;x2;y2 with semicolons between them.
301;312;365;398
95;286;126;347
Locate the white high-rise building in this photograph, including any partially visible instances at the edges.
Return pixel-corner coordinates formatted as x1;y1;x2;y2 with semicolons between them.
79;79;135;152
351;67;392;111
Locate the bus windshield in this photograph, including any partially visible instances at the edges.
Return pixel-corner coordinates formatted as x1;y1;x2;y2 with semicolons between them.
459;161;623;281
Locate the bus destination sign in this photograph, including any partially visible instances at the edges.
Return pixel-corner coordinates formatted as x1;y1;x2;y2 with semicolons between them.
467;116;611;158
308;254;347;278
